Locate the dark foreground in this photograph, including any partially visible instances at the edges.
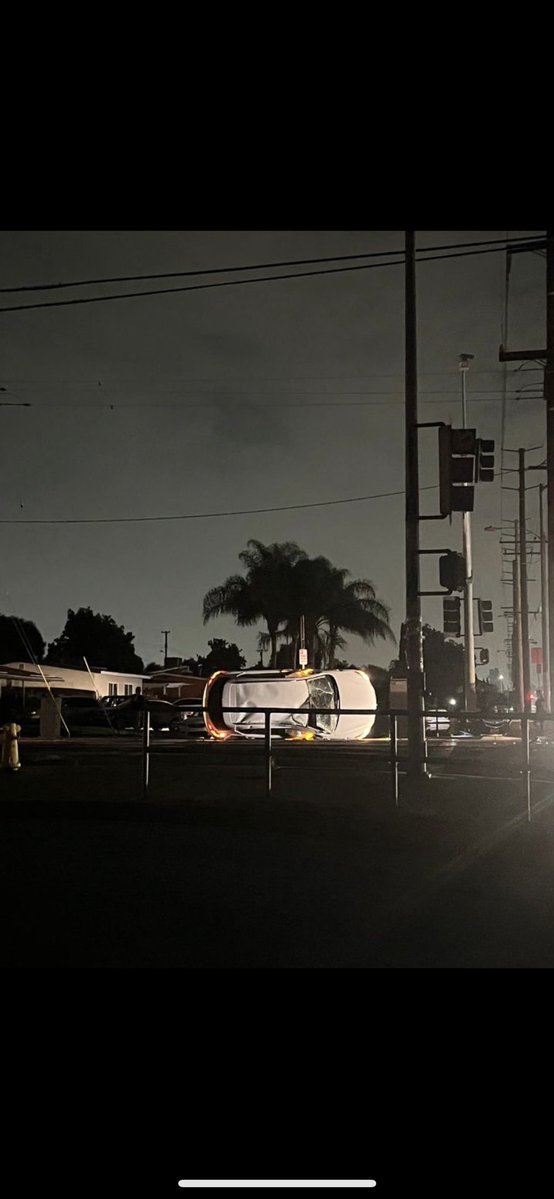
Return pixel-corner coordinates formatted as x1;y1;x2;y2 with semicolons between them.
2;738;554;967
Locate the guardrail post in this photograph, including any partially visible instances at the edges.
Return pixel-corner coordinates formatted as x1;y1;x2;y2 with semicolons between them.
390;712;398;807
522;713;531;822
265;711;272;795
142;710;151;798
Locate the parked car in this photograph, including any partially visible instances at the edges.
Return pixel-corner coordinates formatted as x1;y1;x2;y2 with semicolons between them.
425;714;451;737
61;696;115;732
170;698;208;737
0;697;41;736
202;668;377;740
109;695;175;732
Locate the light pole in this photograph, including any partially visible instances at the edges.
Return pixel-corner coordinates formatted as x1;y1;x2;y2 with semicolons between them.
460;354;477;711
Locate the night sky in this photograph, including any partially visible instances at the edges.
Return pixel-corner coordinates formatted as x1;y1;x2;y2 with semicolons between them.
0;230;545;676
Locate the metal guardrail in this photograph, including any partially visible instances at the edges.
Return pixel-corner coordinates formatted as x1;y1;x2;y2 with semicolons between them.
138;704;551;821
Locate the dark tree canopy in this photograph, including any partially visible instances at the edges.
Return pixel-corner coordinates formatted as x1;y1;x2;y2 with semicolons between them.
193;639;246;676
204;539;393;669
0;614;46;664
46;607;144;673
421;624;464;707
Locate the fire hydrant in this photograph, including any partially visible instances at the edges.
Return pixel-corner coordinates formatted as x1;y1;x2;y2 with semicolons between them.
2;723;21;771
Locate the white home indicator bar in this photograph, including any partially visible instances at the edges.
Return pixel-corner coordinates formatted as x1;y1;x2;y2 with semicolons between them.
178;1184;377;1189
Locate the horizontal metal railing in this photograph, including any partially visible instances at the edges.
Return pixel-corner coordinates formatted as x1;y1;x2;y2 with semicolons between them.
137;703;551;820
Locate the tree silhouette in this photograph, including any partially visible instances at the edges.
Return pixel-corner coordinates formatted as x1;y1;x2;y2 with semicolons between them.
203;541;393;669
421;624;464;707
0;614;46;664
194;639;247;675
46;607;144;673
203;540;306;667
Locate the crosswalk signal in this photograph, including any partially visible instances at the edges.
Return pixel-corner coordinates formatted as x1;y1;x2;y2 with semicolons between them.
443;596;461;636
478;599;494;633
478;648;490;665
439;426;476;516
476;438;495;482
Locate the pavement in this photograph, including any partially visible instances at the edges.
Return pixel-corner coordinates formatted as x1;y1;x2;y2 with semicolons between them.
3;733;554;967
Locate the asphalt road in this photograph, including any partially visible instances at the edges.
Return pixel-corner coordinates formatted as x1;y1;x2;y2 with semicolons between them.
2;732;554;967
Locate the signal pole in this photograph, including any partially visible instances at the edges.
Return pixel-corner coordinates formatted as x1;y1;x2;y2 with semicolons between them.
161;630;171;667
404;232;427;775
460;354;477;710
518;450;532;708
547;230;554;712
540;483;550;707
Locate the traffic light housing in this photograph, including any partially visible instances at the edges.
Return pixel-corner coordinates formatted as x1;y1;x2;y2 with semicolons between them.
439;426;476;516
476;438;495;482
479;648;490;665
439;551;465;593
443;597;461;636
478;599;494;633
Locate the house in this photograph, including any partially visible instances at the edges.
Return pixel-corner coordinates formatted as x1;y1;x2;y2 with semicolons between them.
0;662;149;701
143;666;206;701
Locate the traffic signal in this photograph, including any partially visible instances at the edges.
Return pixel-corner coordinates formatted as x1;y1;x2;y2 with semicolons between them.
439;551;465;593
443;597;461;636
479;648;490;665
439;426;476;516
476;438;495;482
478;599;494;633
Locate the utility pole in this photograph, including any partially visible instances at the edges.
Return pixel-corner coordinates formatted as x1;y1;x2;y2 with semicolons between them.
460;354;477;710
540;483;550;707
519;450;531;709
512;532;524;710
498;232;550;707
405;232;427;775
161;630;171;667
547;229;554;712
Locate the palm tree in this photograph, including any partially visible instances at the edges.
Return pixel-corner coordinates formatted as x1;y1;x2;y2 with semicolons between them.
284;558;394;669
203;540;307;667
324;574;394;667
203;541;394;671
202;574;261;634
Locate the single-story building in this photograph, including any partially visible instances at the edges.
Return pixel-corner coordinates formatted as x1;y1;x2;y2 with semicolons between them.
143;666;206;700
0;662;149;700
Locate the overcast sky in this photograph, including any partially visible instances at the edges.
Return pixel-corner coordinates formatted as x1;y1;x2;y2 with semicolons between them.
0;230;546;677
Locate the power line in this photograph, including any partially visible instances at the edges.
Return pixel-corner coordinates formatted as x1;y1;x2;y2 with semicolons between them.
0;235;541;296
2;368;544;383
0;384;543;397
0;248;404;295
0;485;439;525
0;398;544;411
0;240;545;317
1;389;544;411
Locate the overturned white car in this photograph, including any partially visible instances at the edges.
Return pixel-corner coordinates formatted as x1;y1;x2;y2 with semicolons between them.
203;668;377;741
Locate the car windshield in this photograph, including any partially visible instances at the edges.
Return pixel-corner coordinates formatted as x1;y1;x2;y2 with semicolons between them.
293;675;339;733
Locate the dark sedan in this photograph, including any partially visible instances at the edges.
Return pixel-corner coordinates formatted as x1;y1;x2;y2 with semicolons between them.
170;698;208;737
109;695;176;732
